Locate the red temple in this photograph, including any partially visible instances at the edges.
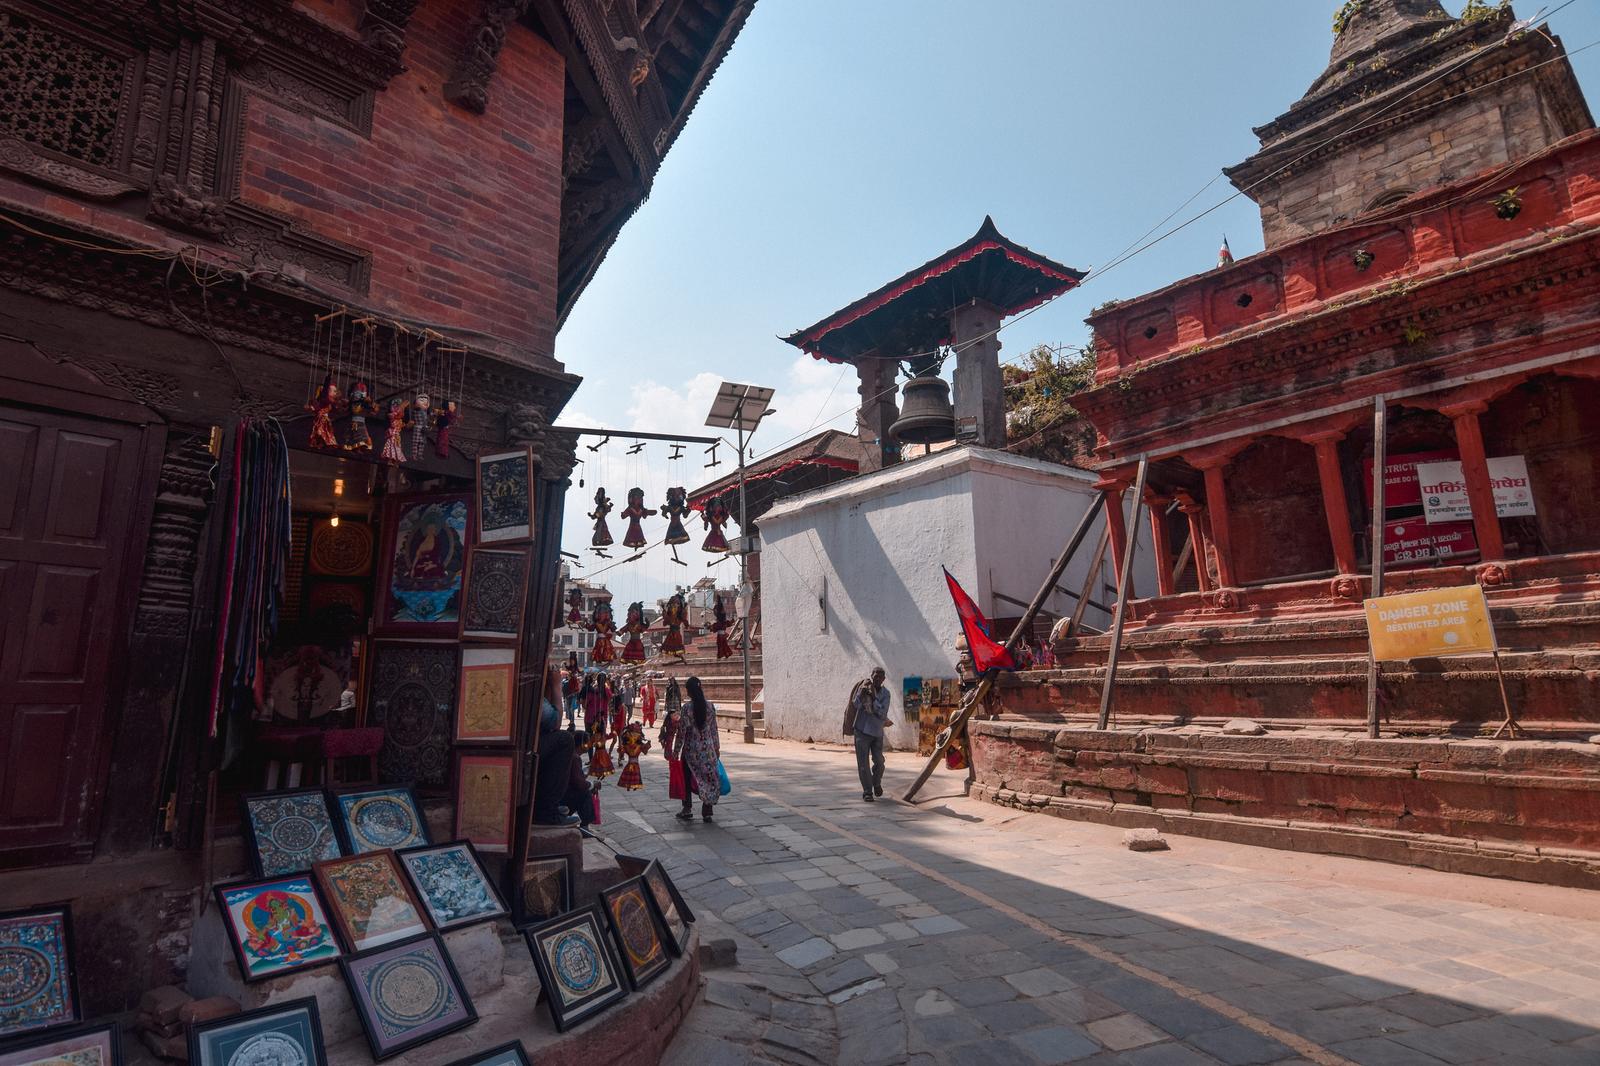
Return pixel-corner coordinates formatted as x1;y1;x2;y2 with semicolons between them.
976;1;1600;887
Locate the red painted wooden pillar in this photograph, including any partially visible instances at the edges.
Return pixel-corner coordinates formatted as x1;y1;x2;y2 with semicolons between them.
1198;461;1239;588
1307;432;1359;575
1144;491;1175;596
1097;476;1131;587
1174;491;1212;593
1446;402;1505;561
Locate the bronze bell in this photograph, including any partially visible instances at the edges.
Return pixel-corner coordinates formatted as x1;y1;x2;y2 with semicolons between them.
891;373;956;444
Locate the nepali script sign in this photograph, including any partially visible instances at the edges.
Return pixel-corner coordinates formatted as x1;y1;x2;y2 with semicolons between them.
1415;455;1536;524
1364;585;1497;662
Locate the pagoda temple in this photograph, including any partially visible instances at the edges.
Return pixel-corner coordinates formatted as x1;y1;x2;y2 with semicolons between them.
974;1;1600;887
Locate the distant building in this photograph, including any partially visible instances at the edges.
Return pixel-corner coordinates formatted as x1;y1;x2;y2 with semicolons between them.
551;565;612;669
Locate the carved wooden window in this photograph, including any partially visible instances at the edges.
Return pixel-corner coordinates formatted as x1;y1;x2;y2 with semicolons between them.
0;8;134;171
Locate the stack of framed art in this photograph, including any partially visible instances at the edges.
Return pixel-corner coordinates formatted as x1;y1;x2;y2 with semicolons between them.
0;904;95;1064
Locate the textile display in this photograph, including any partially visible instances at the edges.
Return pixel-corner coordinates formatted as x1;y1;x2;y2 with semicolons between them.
0;907;77;1039
475;448;535;544
312;851;429;953
341;934;476;1060
186;998;326;1066
398;842;507;931
215;876;342;982
523;907;628;1032
600;878;670;990
241;789;343;877
367;641;457;788
456;647;516;744
333;788;430;854
453;751;515;853
444;1041;531;1066
458;547;530;642
376;492;471;637
0;1021;121;1065
518;855;573;925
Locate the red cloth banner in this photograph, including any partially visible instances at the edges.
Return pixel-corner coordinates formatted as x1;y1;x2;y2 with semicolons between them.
943;568;1017;674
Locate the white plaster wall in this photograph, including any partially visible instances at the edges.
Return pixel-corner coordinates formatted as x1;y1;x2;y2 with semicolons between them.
760;447;1142;750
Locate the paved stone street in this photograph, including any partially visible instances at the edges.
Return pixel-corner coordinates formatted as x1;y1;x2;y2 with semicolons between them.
592;738;1600;1066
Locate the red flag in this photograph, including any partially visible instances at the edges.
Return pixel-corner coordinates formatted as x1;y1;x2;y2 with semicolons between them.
943;568;1017;674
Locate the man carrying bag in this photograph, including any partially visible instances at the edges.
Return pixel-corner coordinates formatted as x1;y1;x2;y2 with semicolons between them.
845;667;891;802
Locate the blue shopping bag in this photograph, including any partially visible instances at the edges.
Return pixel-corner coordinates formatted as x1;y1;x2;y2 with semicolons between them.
715;759;732;796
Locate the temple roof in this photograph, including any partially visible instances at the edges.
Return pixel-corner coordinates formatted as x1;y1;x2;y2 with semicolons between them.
688;428;866;519
783;217;1085;365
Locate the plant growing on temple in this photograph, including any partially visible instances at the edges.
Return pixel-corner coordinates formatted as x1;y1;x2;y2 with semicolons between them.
1002;343;1097;463
1352;248;1375;272
1333;0;1365;34
1492;187;1523;220
1460;0;1510;24
1403;323;1428;345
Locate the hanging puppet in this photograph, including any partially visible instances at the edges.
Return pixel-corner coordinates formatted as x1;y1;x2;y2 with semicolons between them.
701;494;733;554
640;677;658;728
566;586;586;625
580;673;608;733
381;398;408;465
710;595;735;660
307;374;340;450
433;400;458;459
589;600;617;665
661;487;691;545
589;487;615;550
609;689;628;738
344;380;377;453
660;591;687;658
586;719;614;779
406;392;432;461
620;601;647;663
619;487;650;549
616;720;651;791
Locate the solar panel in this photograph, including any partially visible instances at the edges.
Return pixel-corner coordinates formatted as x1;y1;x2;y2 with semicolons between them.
705;381;775;431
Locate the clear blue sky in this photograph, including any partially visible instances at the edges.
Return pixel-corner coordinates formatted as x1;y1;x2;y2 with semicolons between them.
554;0;1600;609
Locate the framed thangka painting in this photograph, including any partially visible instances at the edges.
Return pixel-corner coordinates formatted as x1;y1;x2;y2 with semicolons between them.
333;787;430;854
642;859;693;954
600;877;670;991
456;646;516;744
240;789;343;878
312;851;430;953
475;447;535;544
0;1021;122;1065
214;876;342;982
398;841;508;931
517;854;573;925
445;1041;529;1066
453;750;515;853
523;906;628;1032
341;933;477;1061
188;997;326;1066
367;641;457;788
376;492;470;636
458;546;530;643
0;906;78;1039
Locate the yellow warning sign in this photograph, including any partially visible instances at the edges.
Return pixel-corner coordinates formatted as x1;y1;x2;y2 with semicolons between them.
1364;585;1497;662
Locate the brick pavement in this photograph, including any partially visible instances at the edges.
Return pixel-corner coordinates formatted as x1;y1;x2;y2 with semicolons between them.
591;738;1600;1066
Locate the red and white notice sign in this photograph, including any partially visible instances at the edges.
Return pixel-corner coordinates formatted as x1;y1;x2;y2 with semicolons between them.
1382;519;1477;567
1363;449;1458;509
1415;456;1536;523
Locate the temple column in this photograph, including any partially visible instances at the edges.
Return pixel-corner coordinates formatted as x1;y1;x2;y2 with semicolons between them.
855;358;900;471
1306;432;1360;575
1144;490;1176;597
948;299;1006;449
1194;459;1239;588
1444;401;1505;561
1096;472;1134;594
1174;490;1212;593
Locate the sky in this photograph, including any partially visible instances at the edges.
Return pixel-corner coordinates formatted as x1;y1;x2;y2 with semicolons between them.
553;0;1600;610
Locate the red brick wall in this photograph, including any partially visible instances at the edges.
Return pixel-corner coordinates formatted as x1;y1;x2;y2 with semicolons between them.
237;0;563;358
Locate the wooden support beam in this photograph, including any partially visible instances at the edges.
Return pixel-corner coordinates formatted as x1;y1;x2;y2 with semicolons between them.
1097;458;1149;730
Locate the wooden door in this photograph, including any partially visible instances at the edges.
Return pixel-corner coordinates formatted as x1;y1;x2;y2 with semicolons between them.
0;405;150;862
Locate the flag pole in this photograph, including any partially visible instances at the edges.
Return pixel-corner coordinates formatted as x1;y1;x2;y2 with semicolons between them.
902;492;1106;803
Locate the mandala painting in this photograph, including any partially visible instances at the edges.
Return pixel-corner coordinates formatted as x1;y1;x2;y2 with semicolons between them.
457;547;530;642
241;790;343;878
444;1041;530;1066
0;1021;121;1065
523;907;626;1032
308;517;373;576
367;641;457;787
601;878;669;990
187;997;325;1066
475;448;534;543
342;934;476;1060
398;843;506;931
455;647;515;744
334;788;430;854
313;852;429;953
518;855;572;924
0;907;77;1039
643;860;693;954
452;751;514;853
216;877;341;982
376;492;471;636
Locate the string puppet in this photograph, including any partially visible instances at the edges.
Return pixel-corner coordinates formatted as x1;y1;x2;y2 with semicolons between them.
620;601;647;663
589;488;614;551
406;392;432;461
619;487;650;550
586;718;614;779
660;591;687;659
433;400;458;459
307;374;340;450
616;720;651;791
344;380;377;452
580;673;608;733
660;486;691;563
710;595;735;660
566;587;586;625
588;600;617;665
381;398;408;465
702;494;733;554
640;677;658;728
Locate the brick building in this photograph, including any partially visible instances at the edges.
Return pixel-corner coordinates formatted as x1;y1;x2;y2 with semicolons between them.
0;0;751;1015
976;1;1600;886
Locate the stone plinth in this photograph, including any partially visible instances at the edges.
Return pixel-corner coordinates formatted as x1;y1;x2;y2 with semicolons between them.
970;721;1600;888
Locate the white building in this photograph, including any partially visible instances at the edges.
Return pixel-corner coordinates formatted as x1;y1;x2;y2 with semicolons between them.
758;446;1153;749
550;567;611;669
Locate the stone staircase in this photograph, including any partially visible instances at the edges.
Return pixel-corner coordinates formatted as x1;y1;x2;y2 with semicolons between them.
658;630;765;738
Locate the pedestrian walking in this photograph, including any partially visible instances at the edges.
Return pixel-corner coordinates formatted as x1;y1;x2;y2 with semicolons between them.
847;667;892;802
671;676;722;823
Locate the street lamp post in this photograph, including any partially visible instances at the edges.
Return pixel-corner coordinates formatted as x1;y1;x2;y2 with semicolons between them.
705;381;774;744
